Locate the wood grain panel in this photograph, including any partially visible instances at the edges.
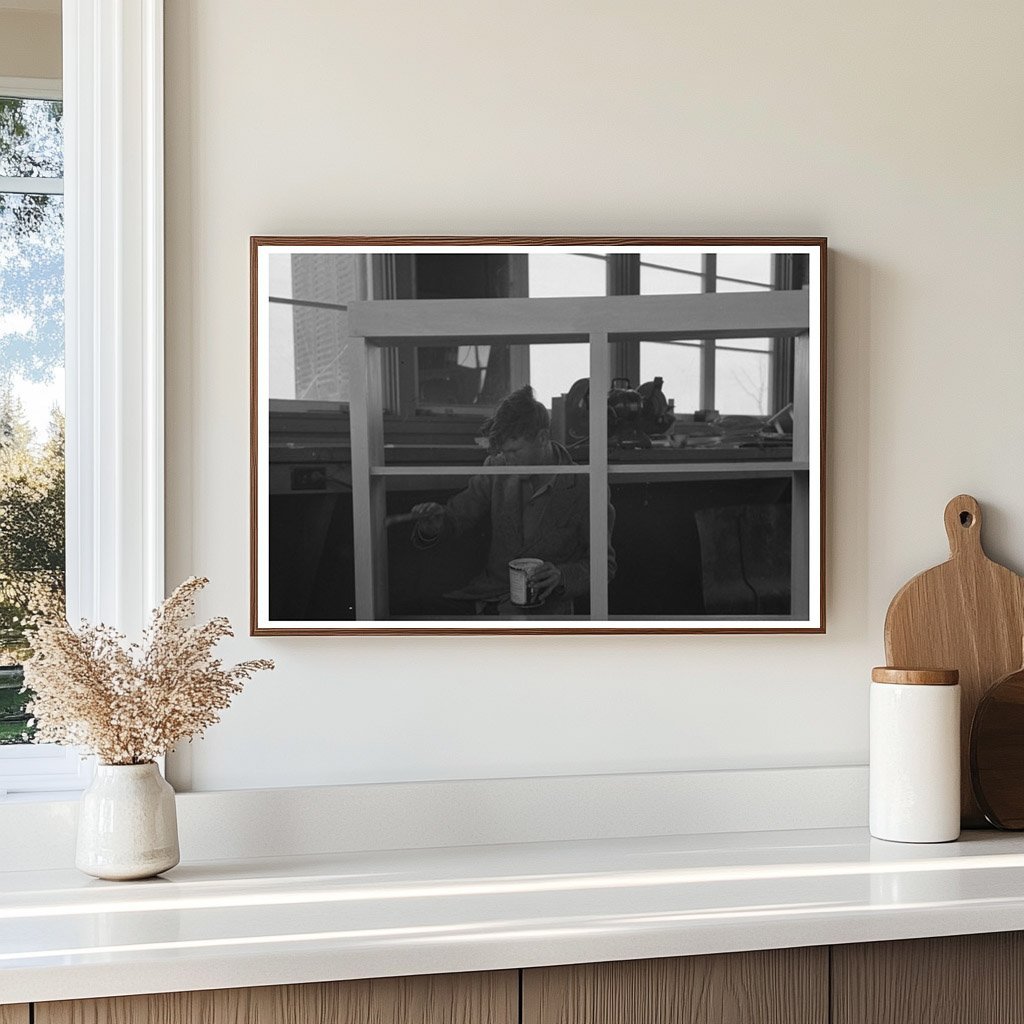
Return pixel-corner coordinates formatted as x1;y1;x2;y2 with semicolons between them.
0;1006;29;1024
522;948;828;1024
833;933;1024;1024
884;493;1024;826
37;971;517;1024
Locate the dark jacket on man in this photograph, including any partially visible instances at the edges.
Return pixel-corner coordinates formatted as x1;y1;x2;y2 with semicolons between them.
415;442;616;605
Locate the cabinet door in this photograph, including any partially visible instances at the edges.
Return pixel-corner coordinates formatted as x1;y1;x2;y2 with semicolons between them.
0;1007;29;1024
36;971;517;1024
523;949;827;1024
832;933;1024;1024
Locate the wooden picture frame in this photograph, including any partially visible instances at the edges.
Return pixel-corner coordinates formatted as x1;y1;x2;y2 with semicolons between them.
251;237;826;635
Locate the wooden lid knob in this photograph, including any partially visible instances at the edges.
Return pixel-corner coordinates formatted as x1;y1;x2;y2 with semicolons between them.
871;667;960;686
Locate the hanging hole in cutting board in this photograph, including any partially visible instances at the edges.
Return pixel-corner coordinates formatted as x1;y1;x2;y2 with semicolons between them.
960;511;974;527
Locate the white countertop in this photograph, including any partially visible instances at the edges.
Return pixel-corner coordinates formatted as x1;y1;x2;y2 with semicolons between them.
5;826;1024;1005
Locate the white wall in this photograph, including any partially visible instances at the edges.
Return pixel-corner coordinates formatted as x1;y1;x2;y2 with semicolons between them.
163;0;1024;791
0;8;60;80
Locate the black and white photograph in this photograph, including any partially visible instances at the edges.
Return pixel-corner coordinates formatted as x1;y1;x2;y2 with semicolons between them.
252;238;825;633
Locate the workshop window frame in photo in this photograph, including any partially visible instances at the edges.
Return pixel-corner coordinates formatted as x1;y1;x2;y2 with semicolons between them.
250;236;826;635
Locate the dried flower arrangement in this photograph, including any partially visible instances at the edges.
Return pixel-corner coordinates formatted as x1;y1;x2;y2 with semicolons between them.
22;576;273;765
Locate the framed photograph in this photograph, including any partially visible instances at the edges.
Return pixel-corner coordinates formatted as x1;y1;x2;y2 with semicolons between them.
251;236;826;635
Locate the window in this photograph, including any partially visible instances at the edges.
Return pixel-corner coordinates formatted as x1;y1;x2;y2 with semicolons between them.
0;82;65;759
0;79;87;798
638;252;796;417
0;0;166;797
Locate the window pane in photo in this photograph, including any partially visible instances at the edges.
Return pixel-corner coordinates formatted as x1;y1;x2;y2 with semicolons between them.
715;252;773;292
529;343;590;411
639;252;703;295
384;473;593;620
269;253;357;403
715;346;771;415
639;340;701;417
290;252;365;305
269;303;352;402
415;341;502;407
608;477;793;618
268;482;355;622
528;253;606;298
381;339;590;467
528;253;603;411
0;98;63;178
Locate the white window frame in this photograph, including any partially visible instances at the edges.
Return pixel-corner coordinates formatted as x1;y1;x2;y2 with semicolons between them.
0;0;164;799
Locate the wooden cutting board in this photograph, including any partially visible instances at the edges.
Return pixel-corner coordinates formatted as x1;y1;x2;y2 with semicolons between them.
884;494;1024;827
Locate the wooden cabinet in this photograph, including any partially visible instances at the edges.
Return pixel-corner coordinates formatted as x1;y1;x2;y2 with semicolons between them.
522;948;828;1024
832;932;1024;1024
18;933;1024;1024
35;972;517;1024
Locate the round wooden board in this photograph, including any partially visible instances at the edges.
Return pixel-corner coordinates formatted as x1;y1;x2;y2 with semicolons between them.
971;664;1024;829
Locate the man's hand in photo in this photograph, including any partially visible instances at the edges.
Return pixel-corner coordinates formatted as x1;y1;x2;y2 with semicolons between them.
411;502;445;539
531;562;563;602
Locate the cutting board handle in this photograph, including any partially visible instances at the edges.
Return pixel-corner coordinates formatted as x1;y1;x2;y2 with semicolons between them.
944;494;983;559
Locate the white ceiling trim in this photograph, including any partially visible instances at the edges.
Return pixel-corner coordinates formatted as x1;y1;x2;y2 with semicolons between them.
0;0;61;14
0;75;61;98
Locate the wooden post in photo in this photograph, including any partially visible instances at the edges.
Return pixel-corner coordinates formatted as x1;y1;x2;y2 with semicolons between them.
589;332;610;619
349;338;389;619
790;331;811;621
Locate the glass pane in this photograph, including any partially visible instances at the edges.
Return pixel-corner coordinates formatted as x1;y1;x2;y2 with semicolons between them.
639;341;701;418
640;253;709;432
715;252;773;292
528;253;604;410
640;252;703;295
608;477;793;617
268;488;356;621
716;346;771;415
0;664;29;743
268;253;354;403
383;339;591;467
528;253;606;297
268;249;293;299
284;305;352;403
530;343;590;411
416;342;501;406
0;98;63;178
0;189;65;742
385;473;592;620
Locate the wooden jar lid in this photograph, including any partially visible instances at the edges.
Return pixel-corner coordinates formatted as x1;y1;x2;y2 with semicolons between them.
871;667;960;686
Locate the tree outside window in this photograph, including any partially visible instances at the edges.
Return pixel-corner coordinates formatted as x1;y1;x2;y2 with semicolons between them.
0;93;65;744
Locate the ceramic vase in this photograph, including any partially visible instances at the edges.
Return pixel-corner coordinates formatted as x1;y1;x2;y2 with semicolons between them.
76;762;180;880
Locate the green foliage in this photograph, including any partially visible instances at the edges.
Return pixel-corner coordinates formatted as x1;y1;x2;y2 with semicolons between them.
0;665;30;743
0;394;64;742
0;96;62;174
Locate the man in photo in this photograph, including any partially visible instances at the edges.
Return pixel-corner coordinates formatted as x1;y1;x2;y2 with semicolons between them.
409;386;616;616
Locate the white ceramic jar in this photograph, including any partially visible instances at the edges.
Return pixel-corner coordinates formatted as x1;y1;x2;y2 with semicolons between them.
76;762;180;880
870;667;960;843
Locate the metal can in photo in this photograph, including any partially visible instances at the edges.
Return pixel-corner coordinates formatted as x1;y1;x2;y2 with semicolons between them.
508;558;545;606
